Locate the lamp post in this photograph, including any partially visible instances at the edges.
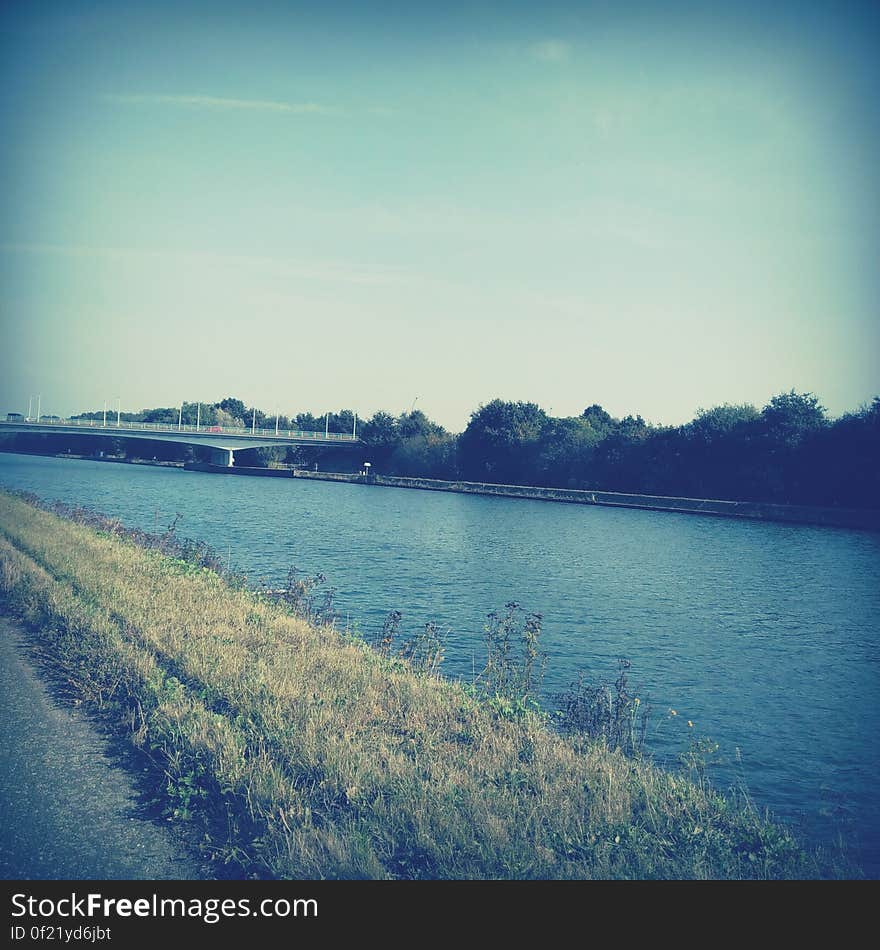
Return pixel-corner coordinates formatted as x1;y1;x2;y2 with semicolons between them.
178;404;183;430
116;397;121;427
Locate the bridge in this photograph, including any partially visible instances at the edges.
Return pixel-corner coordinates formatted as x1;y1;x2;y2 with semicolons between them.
0;417;361;467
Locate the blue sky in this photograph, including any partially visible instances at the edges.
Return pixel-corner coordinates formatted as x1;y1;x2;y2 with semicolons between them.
1;0;877;430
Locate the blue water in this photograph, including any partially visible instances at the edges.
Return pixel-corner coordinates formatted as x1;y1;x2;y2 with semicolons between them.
2;452;878;877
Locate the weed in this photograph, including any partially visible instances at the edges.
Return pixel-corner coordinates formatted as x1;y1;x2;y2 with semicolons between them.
397;620;447;676
478;602;546;710
273;566;338;627
554;659;649;757
374;610;402;657
373;611;447;676
681;733;722;792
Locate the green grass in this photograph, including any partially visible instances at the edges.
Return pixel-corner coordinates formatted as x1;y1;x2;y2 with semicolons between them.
0;489;834;879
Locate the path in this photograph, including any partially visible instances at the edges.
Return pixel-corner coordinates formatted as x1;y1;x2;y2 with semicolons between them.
0;611;206;879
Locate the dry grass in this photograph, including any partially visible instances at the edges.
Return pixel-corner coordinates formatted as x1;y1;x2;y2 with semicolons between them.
0;489;825;879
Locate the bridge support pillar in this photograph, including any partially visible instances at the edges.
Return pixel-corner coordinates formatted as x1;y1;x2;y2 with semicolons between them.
210;448;234;467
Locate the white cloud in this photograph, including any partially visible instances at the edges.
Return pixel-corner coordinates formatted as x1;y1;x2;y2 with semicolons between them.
528;40;571;63
104;94;336;115
0;243;409;287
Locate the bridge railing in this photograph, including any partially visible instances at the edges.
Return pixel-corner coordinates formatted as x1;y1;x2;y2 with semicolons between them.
0;418;359;441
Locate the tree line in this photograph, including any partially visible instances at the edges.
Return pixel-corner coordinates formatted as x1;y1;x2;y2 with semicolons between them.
451;393;879;509
359;392;878;509
8;391;878;509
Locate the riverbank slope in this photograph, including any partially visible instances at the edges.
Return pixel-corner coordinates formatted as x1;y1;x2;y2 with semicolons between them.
0;489;834;879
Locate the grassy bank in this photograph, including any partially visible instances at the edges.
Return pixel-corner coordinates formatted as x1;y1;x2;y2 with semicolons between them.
0;489;830;879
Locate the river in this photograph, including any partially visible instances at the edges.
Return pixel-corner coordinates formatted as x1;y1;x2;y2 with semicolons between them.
1;452;878;877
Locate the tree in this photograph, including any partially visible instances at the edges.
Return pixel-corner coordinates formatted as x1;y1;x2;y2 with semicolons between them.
214;408;241;429
178;402;217;426
361;411;397;446
295;412;320;432
243;405;267;429
389;432;457;478
249;445;287;467
458;400;549;483
397;409;443;440
217;397;247;423
802;396;879;507
689;404;759;444
534;416;603;488
761;391;826;448
323;409;355;434
677;404;761;500
581;404;614;433
142;407;178;425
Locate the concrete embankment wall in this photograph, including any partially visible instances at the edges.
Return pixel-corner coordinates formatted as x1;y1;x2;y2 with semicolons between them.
183;463;880;531
371;475;880;530
185;462;293;478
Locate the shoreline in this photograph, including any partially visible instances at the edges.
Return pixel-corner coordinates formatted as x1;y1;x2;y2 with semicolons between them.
1;449;875;532
183;461;880;532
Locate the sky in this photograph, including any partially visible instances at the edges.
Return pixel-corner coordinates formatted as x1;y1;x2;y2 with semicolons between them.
1;0;878;432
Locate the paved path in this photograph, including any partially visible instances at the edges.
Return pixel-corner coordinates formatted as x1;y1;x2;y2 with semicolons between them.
0;612;206;879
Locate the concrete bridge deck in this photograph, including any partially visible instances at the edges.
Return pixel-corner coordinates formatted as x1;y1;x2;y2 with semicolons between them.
0;418;361;467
